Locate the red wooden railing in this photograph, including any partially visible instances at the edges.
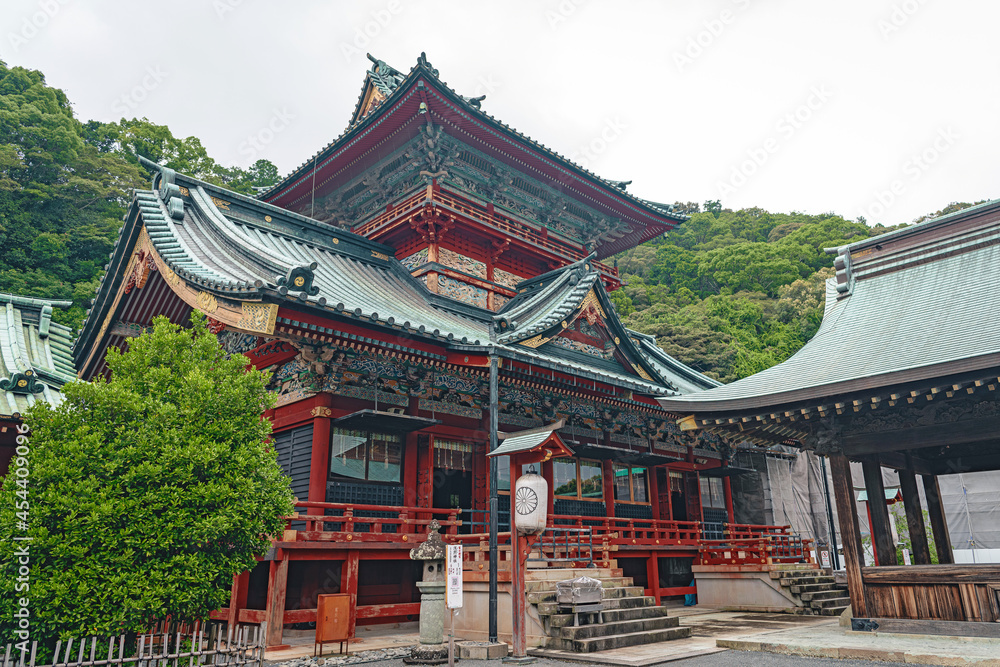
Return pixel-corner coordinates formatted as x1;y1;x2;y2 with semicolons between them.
351;186;621;285
280;505;812;567
697;523;815;566
283;501;462;542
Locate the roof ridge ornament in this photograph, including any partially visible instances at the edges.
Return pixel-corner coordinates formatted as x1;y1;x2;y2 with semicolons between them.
0;369;44;395
276;263;321;299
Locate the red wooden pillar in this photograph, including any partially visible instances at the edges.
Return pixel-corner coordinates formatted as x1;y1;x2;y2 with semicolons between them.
342;551;360;638
542;459;554;518
416;435;433;509
723;476;735;524
649;466;661;521
308;403;332;503
227;571;249;629
602;458;616;518
264;556;289;648
664;466;674;520
646;554;661;605
403;432;420;532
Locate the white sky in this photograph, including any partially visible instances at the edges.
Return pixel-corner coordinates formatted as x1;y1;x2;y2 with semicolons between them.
4;0;998;226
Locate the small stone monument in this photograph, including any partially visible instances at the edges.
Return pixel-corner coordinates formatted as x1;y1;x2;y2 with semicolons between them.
404;519;450;664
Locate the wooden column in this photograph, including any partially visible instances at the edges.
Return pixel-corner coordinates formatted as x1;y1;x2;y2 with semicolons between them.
264;557;289;647
227;571;249;629
403;432;419;509
723;475;735;524
646;554;661;604
829;454;868;617
416;435;433;508
922;474;954;564
648;466;661;521
308;407;332;503
342;551;360;637
542;459;554;518
602;458;616;518
897;469;931;565
861;458;897;566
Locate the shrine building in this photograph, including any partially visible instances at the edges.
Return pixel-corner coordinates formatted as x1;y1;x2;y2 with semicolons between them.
72;54;811;648
660;200;1000;638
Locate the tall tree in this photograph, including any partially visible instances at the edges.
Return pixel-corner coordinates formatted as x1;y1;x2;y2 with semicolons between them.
0;314;294;645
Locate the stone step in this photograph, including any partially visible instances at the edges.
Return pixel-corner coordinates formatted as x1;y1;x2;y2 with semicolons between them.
780;576;835;588
790;582;836;594
527;586;644;605
536;595;655;616
546;605;671;628
525;577;632;593
769;568;823;580
526;568;622;582
559;615;679;640
819;605;850;617
810;596;851;609
547;626;692;653
800;589;847;602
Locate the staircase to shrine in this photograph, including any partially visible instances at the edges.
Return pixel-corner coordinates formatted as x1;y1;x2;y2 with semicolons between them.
770;565;851;616
526;567;691;653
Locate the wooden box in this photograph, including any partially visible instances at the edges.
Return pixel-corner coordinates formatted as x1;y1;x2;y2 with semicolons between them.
315;593;354;655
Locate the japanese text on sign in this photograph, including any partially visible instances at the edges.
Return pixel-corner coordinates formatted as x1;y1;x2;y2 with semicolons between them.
446;544;463;609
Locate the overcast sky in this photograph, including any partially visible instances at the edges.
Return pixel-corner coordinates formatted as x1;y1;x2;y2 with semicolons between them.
4;0;998;226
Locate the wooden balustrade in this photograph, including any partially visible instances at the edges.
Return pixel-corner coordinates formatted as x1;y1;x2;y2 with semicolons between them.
351;186;620;284
282;501;461;544
280;504;809;568
697;523;816;566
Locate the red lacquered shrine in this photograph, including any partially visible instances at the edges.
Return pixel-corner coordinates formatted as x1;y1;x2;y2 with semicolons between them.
73;54;805;647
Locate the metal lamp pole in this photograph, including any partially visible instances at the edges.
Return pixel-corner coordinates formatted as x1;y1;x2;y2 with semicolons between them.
488;350;499;643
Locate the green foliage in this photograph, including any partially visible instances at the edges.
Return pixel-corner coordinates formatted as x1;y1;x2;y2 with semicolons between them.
618;202;919;382
0;313;294;644
0;61;281;332
893;509;939;565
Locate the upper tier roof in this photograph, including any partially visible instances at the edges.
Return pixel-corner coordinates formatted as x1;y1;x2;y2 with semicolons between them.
75;161;714;398
262;53;687;258
658;199;1000;414
0;293;78;417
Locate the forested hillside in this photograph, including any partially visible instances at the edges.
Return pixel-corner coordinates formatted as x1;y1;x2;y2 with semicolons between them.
612;201;982;383
0;61;984;383
0;62;279;329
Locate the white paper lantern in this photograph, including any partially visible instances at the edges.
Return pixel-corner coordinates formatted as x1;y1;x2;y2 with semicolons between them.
513;471;548;535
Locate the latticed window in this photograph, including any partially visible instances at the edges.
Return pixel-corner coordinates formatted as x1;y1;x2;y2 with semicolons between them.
612;464;649;504
329;428;403;483
553;458;604;501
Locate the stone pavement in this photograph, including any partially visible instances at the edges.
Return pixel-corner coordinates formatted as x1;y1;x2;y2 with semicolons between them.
718;620;1000;665
266;608;1000;666
530;608;832;665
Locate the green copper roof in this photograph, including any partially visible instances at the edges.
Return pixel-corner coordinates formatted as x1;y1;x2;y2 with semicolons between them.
76;160;714;398
658;200;1000;414
0;293;77;418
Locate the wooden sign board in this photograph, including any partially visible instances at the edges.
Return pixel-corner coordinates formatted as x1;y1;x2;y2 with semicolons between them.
315;593;354;656
446;544;463;609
